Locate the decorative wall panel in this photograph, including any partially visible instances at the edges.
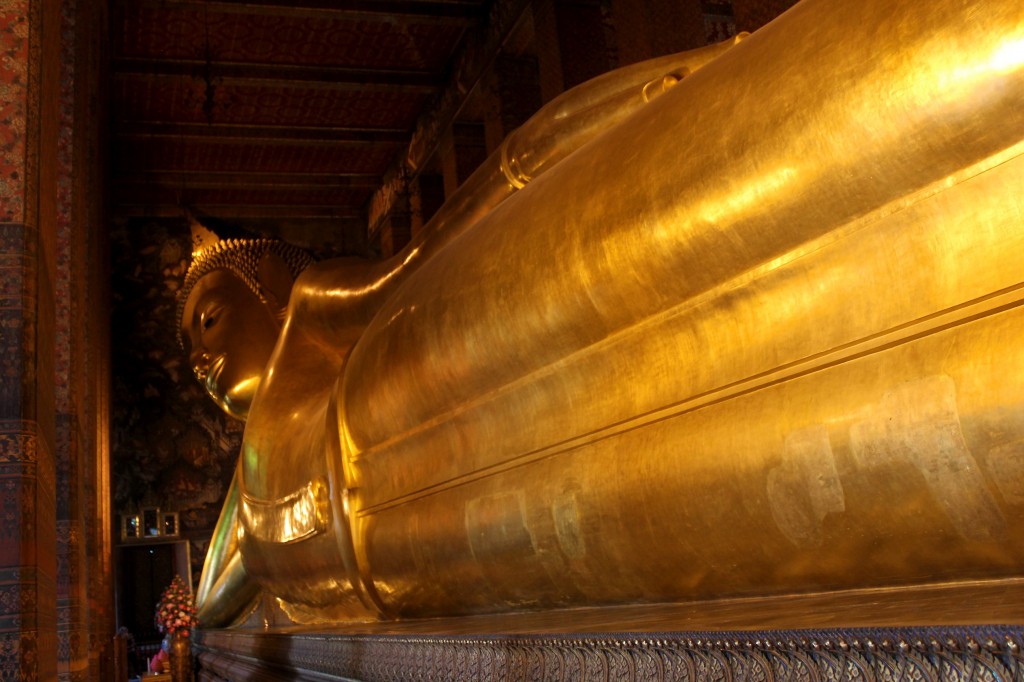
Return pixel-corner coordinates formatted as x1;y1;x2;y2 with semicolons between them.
115;4;467;72
0;2;29;224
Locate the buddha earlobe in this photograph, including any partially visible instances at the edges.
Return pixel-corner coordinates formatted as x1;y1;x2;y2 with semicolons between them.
257;252;295;319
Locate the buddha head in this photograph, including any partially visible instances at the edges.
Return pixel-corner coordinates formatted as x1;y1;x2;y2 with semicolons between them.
178;218;315;420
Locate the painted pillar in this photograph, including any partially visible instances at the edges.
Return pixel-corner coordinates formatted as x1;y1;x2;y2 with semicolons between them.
0;0;111;679
0;0;59;677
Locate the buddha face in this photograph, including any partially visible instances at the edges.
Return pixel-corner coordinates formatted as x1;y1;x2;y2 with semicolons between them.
180;269;282;421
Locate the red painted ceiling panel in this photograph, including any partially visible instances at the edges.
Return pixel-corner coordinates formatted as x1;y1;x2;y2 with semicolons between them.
111;183;372;209
113;138;400;175
115;5;468;72
112;77;428;129
108;1;487;223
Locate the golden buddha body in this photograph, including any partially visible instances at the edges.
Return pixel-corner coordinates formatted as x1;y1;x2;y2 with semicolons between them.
183;0;1024;626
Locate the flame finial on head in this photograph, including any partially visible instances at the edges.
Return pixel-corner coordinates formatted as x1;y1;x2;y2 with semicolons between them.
190;214;222;258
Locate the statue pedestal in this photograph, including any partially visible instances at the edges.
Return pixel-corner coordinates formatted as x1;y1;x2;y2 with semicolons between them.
194;627;1024;681
192;580;1024;681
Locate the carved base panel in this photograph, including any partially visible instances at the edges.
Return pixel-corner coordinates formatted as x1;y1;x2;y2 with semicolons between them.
195;627;1024;681
194;581;1024;680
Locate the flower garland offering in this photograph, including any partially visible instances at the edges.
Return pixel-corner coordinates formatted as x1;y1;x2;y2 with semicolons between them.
155;575;198;638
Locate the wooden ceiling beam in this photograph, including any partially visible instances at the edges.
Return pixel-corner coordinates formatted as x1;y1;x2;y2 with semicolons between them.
113;203;365;220
112;58;440;93
111;170;380;190
120;0;481;24
112;122;409;145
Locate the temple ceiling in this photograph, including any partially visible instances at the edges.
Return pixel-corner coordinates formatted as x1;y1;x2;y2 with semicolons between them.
108;0;488;251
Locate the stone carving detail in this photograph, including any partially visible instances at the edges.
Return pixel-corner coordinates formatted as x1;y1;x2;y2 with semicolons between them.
196;627;1024;681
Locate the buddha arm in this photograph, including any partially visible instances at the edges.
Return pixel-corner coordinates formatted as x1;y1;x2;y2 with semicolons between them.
337;0;1024;617
343;0;1024;460
195;542;258;627
231;299;386;621
284;38;748;354
195;470;259;627
402;36;747;278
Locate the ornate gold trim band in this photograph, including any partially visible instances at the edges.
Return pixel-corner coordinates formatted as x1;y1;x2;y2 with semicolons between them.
238;479;329;545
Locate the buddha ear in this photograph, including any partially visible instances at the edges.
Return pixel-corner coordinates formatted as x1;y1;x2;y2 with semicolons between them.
257;252;295;319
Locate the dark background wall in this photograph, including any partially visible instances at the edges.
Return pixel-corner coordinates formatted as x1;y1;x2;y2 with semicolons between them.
109;218;242;586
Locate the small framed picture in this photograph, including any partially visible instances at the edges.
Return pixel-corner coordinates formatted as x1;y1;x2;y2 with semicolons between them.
121;514;141;540
162;512;179;537
142;508;160;537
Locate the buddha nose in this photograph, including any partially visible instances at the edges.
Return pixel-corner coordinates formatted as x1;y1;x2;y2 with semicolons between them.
191;349;211;380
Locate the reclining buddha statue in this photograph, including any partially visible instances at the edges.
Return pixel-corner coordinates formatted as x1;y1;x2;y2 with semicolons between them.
182;0;1024;628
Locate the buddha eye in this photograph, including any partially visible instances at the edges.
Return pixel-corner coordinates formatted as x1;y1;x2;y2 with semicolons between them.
200;304;224;333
